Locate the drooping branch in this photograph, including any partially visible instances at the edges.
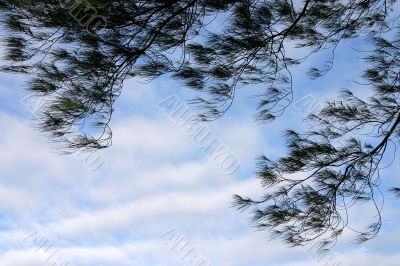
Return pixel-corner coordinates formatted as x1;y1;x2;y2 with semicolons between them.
1;0;395;151
234;35;400;249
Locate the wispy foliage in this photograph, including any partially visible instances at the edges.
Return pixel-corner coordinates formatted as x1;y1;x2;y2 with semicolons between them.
234;35;400;249
0;0;395;151
1;0;400;249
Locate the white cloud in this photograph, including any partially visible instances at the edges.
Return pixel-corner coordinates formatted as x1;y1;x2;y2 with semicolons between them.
1;69;399;266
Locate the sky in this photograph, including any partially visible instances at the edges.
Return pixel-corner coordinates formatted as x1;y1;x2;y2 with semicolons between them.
0;22;400;266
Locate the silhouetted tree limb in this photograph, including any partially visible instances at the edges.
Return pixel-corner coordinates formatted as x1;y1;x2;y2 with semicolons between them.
1;0;395;151
234;35;400;249
1;0;400;250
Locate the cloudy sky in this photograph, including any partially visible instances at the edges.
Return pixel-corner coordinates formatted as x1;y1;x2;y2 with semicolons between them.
0;31;399;266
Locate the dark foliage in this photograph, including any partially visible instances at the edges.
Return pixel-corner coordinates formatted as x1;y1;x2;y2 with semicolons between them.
1;0;394;150
234;35;400;249
1;0;400;249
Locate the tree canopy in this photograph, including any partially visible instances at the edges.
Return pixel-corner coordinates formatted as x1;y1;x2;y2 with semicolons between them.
1;0;399;250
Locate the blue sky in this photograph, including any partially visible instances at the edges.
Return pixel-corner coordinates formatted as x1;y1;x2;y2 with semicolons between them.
0;32;400;266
